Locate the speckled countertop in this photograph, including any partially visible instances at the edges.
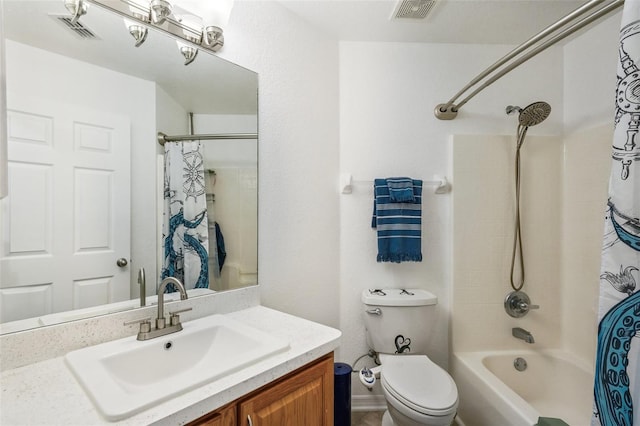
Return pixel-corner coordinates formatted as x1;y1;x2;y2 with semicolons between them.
0;305;341;425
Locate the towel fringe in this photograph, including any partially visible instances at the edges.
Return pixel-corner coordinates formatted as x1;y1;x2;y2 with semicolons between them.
377;253;423;263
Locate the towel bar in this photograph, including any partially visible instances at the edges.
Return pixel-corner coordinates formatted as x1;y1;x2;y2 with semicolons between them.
340;174;450;195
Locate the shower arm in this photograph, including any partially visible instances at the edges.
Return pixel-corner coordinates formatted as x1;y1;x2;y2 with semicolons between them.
434;0;624;120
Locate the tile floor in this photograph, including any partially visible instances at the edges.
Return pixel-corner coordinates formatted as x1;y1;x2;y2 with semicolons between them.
350;410;463;426
351;410;385;426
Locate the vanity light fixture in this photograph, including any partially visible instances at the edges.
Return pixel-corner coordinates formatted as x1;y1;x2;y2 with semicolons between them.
200;0;233;51
64;0;87;24
203;26;224;51
123;18;148;47
172;7;202;64
78;0;233;62
176;40;198;65
149;0;172;24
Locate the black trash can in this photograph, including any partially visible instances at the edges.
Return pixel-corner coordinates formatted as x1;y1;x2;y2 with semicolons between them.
334;362;352;426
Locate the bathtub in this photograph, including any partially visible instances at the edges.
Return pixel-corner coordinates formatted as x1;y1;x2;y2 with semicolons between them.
451;350;594;426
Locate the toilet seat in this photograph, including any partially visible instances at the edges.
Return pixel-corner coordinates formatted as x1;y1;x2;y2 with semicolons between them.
380;354;458;417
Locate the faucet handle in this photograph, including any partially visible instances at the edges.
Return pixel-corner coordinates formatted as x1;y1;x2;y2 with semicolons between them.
505;291;538;318
519;302;540;311
169;307;192;326
123;317;152;333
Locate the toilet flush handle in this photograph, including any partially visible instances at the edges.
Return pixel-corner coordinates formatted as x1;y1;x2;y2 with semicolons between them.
366;308;382;315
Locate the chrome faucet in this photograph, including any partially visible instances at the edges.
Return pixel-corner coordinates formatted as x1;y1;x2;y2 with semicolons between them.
512;327;535;344
156;277;188;329
124;277;191;341
138;267;146;307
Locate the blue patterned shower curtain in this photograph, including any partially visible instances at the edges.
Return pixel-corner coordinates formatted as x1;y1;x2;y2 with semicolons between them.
593;3;640;425
161;141;209;290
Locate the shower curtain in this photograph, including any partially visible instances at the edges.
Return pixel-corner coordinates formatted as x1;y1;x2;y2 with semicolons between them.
593;2;640;425
161;140;209;290
205;170;222;288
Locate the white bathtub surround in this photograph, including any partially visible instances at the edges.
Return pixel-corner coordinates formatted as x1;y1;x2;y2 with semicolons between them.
452;350;593;426
452;134;564;352
562;124;612;362
0;304;341;425
451;127;612;424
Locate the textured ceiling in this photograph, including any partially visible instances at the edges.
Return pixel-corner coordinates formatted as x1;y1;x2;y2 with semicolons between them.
274;0;592;44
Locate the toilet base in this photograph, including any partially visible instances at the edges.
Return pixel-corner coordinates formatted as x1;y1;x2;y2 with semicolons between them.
382;410;394;426
382;406;457;426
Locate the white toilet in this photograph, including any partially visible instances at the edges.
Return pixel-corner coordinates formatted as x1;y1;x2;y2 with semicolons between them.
361;288;458;426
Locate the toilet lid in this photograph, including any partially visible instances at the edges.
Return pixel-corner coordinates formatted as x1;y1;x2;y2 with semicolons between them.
381;355;458;416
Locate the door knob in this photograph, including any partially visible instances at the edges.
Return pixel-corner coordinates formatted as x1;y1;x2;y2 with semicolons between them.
116;258;128;267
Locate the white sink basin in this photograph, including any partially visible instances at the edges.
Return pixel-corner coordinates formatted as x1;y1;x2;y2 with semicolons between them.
65;314;289;421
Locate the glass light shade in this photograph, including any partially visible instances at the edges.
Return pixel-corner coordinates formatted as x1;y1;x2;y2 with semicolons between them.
176;40;198;65
176;0;234;29
202;0;233;29
125;0;149;16
123;18;148;47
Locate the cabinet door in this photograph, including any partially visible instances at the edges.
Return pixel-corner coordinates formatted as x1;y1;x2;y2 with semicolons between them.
239;354;334;426
188;402;236;426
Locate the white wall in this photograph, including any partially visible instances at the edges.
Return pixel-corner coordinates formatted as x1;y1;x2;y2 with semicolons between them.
220;1;341;328
563;12;621;136
339;41;564;397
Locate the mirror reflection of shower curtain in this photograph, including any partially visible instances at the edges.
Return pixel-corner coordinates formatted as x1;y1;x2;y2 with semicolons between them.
592;2;640;425
206;169;222;289
161;140;209;290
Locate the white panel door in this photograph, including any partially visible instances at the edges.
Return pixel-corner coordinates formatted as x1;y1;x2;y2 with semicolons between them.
0;95;130;322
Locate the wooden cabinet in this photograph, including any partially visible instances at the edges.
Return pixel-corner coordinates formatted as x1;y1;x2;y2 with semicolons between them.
189;403;236;426
239;353;333;425
189;353;334;426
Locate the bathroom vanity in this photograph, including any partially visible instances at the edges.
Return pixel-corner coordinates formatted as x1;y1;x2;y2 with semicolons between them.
0;291;341;425
189;353;334;426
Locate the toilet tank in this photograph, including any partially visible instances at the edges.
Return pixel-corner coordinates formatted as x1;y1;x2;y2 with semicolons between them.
361;288;437;355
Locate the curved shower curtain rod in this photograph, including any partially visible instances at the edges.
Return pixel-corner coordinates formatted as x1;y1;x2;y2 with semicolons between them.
434;0;624;120
157;132;258;145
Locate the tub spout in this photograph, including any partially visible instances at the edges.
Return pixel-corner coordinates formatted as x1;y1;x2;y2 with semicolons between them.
512;327;535;344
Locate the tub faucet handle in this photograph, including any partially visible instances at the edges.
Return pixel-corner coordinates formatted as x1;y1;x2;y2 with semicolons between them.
519;301;539;311
504;290;538;318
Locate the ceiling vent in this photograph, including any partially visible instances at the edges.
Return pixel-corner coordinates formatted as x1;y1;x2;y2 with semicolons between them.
51;15;99;39
391;0;437;20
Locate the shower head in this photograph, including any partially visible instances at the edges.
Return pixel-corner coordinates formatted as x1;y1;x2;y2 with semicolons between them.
518;101;551;127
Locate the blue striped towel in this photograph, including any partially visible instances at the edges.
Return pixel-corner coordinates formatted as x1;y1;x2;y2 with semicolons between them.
387;177;415;203
371;178;423;263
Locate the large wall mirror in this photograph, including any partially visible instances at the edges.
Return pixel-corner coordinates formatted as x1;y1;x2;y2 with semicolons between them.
0;0;258;334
